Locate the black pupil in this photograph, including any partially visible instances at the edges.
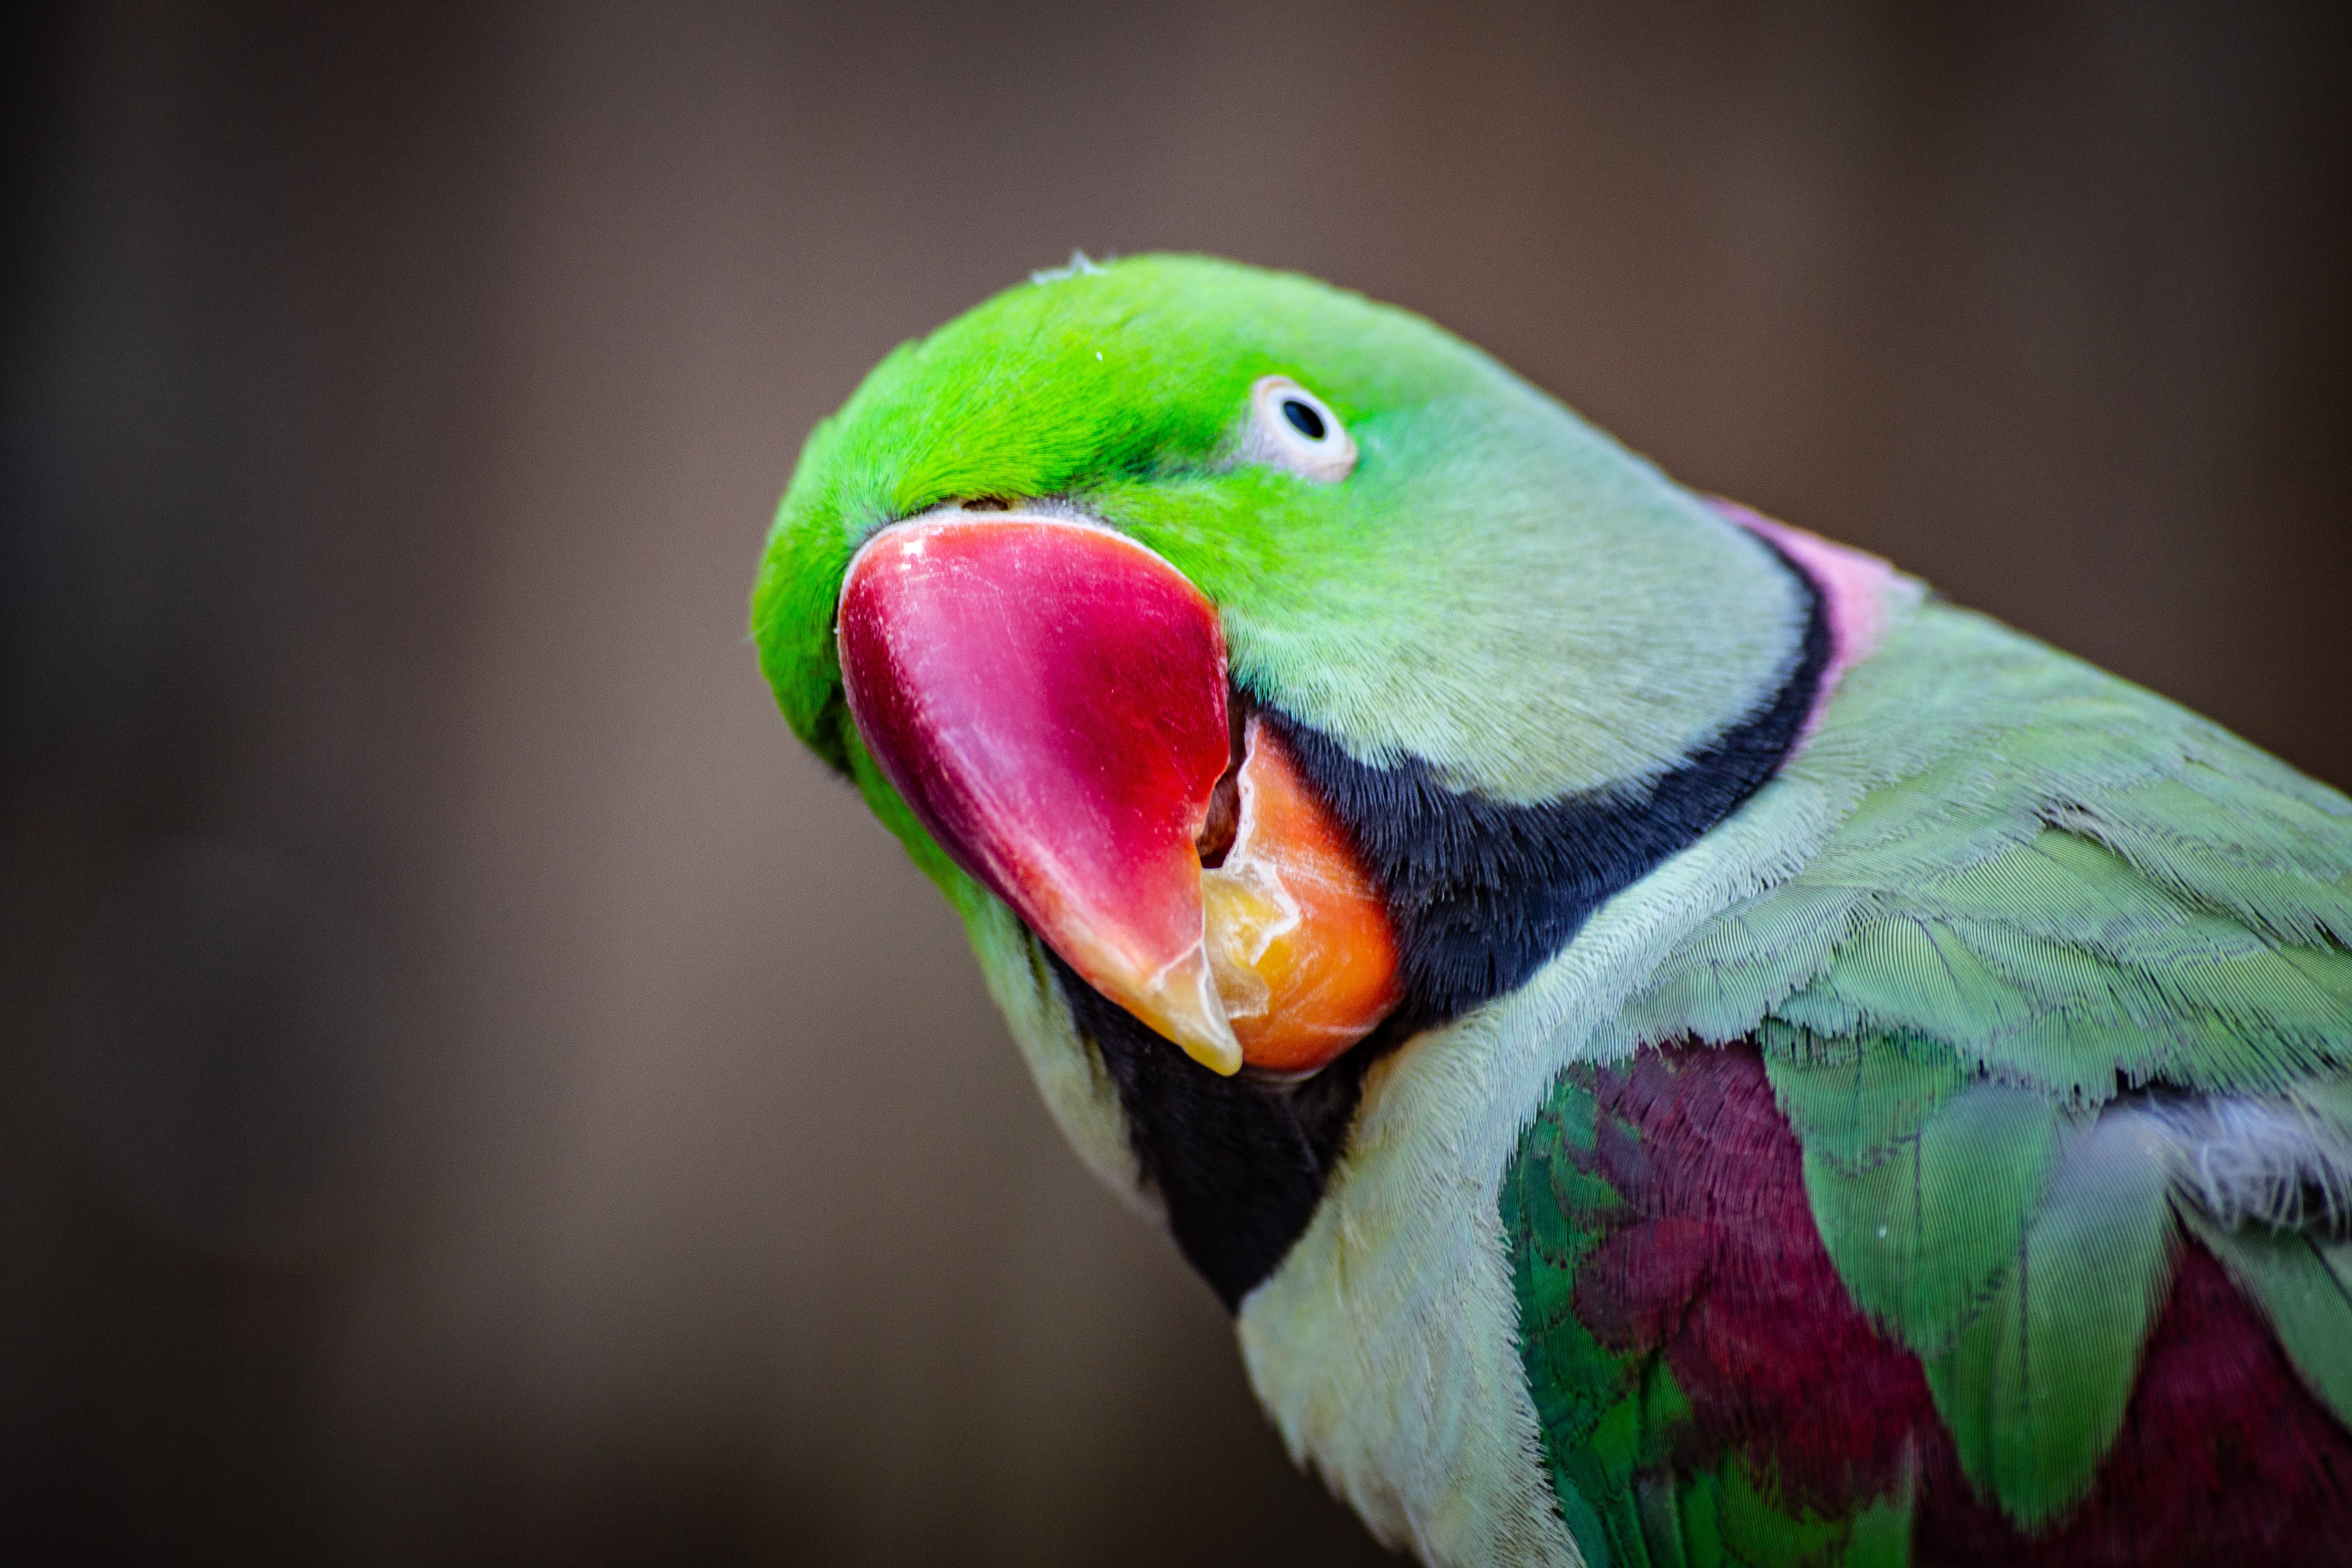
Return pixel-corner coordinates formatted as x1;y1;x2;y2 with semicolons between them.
1281;399;1327;440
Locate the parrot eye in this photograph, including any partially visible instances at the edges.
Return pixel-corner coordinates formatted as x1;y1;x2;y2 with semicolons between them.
1242;375;1356;483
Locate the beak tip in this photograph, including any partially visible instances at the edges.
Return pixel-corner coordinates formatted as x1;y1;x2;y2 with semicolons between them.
1173;1022;1245;1078
1128;946;1245;1077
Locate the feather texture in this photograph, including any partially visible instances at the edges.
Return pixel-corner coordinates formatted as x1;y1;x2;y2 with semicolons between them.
1506;1043;2352;1566
1512;585;2352;1559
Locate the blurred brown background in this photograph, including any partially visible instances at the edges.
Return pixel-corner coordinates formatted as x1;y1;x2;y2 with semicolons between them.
3;2;2346;1563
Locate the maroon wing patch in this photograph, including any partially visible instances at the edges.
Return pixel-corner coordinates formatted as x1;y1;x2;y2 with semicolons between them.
1562;1042;2352;1563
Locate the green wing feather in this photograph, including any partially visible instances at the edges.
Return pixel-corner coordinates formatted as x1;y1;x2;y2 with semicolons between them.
2189;1219;2352;1427
1504;1071;1665;1566
1777;1049;2059;1361
1915;1110;2180;1526
1504;1068;1921;1568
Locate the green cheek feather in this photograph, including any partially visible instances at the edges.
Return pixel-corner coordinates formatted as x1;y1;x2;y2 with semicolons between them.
752;254;2352;1568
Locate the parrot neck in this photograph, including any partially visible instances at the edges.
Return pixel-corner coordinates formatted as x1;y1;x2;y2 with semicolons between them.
1283;535;1834;1037
1071;543;1841;1309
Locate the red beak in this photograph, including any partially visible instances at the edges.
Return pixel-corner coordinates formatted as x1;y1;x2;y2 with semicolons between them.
838;512;1398;1076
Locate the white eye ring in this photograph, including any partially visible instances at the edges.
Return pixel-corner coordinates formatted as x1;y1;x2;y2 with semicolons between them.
1239;375;1357;484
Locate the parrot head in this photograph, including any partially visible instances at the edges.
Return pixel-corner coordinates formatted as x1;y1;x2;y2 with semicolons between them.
754;255;1826;1303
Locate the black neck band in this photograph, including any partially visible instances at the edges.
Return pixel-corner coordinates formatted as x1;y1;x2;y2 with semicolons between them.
1276;548;1834;1034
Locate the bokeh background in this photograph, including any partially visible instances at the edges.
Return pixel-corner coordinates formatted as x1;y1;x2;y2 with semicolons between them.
5;2;2347;1563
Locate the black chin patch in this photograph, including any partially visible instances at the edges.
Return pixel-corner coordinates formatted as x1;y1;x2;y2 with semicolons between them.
1048;947;1396;1310
1056;551;1831;1310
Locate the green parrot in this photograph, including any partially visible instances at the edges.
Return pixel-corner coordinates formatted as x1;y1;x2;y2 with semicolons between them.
751;254;2352;1566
